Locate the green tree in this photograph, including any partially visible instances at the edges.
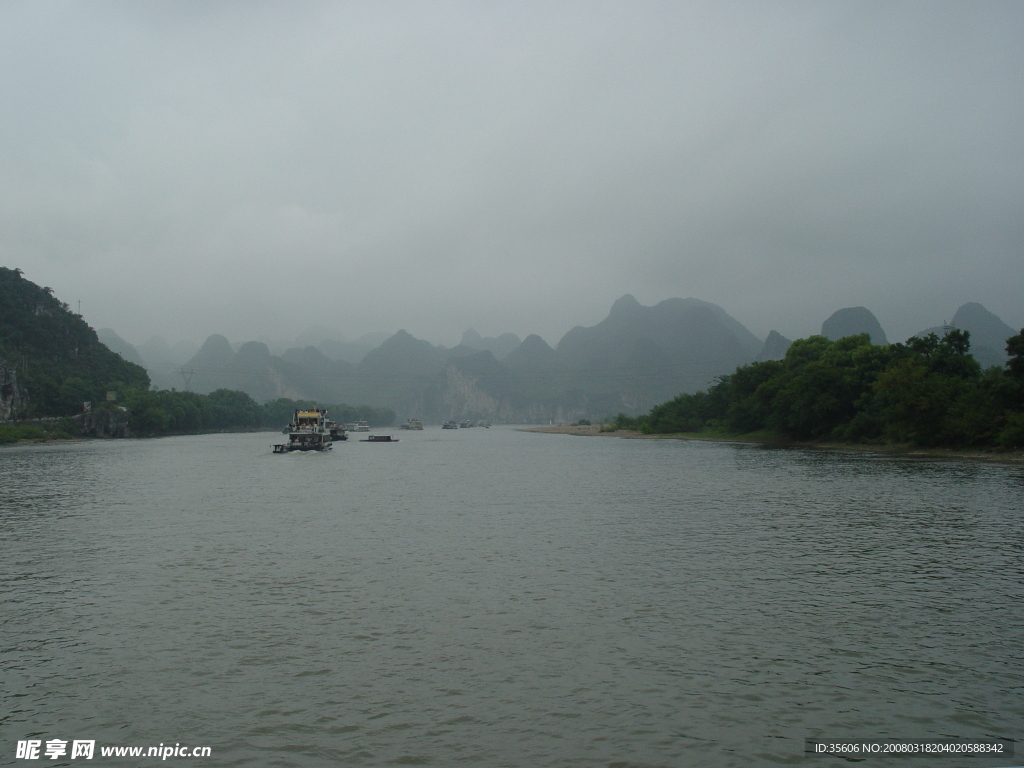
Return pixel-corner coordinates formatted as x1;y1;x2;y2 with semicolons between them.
634;327;1022;449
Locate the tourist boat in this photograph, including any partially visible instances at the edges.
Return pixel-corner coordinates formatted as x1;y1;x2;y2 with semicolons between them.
400;418;424;430
327;421;348;441
346;421;370;432
359;434;399;442
272;408;333;452
441;421;458;429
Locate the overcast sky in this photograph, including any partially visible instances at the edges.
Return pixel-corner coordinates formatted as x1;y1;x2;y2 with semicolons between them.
2;1;1021;349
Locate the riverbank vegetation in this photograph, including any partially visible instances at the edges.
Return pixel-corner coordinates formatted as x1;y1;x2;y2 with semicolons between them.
609;329;1024;450
3;390;396;442
0;423;64;444
112;392;393;436
80;391;395;438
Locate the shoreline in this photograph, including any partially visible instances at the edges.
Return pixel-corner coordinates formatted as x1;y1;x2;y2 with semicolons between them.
0;425;280;446
518;425;1024;464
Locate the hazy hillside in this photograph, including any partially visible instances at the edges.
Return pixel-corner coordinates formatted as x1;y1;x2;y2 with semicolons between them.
180;335;306;401
275;346;355;404
87;292;1023;425
98;328;146;367
756;330;792;362
821;307;888;345
504;334;565;401
345;330;449;411
554;294;763;410
916;302;1017;369
950;303;1015;368
135;336;199;390
409;295;767;420
125;295;770;421
459;329;522;360
186;334;238;393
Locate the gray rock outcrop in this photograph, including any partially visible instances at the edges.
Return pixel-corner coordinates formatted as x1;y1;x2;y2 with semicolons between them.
0;357;24;421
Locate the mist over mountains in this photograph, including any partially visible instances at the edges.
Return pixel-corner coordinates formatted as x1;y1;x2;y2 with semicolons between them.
101;296;1020;423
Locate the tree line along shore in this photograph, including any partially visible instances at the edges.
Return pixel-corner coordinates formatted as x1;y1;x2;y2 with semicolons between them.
0;394;395;444
587;329;1024;452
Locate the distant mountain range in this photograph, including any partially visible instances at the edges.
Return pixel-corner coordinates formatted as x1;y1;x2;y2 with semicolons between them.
99;296;1021;422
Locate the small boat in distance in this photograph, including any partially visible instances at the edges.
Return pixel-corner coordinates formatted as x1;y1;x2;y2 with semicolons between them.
400;418;424;430
359;434;399;442
346;421;370;432
273;408;333;452
441;421;458;430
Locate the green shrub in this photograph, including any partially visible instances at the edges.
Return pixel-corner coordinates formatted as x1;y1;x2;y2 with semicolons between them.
0;424;49;443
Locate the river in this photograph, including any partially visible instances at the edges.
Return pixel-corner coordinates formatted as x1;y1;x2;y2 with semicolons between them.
1;427;1021;767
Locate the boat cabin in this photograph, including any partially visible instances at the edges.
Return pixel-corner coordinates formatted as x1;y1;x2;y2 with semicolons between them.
273;408;333;452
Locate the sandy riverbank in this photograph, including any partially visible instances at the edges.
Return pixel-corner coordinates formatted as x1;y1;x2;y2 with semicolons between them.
518;424;1024;463
518;424;635;437
517;424;762;441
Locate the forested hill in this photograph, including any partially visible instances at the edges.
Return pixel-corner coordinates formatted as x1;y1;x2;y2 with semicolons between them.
0;266;150;417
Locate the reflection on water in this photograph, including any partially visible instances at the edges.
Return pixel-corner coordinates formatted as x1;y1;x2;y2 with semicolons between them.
1;429;1021;767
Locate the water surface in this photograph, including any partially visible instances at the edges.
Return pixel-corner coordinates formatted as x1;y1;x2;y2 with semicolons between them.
2;428;1022;766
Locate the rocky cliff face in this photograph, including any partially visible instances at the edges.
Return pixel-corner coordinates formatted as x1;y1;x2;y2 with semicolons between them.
422;359;592;424
0;356;24;421
78;407;131;438
433;364;505;420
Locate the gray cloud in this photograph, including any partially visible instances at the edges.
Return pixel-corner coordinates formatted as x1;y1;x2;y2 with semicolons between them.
1;0;1021;348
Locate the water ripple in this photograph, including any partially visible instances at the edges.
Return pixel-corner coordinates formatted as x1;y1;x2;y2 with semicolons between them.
1;430;1021;766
